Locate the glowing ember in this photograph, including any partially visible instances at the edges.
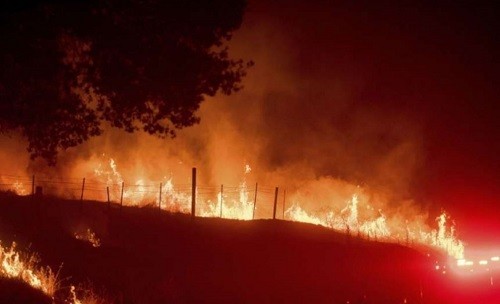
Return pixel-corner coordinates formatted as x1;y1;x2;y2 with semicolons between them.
74;229;101;248
69;285;82;304
0;175;30;195
12;181;28;195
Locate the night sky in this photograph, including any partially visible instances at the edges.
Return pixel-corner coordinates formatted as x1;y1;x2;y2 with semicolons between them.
241;1;499;246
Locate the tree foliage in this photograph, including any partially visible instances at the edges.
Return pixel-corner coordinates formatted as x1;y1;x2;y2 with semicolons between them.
0;0;250;164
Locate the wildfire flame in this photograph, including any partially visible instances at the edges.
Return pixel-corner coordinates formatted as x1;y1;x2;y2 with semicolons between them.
1;156;465;259
88;158;465;259
286;199;464;259
201;165;255;220
0;242;58;296
74;229;101;248
0;240;105;303
69;285;82;304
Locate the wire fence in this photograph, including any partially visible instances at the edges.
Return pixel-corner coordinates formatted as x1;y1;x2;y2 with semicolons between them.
0;170;287;220
0;170;468;260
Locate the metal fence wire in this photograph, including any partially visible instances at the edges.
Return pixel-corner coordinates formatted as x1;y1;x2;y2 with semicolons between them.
0;170;285;220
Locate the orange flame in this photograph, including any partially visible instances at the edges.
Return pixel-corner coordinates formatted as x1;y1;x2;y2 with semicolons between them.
74;229;101;248
0;242;58;296
88;158;465;259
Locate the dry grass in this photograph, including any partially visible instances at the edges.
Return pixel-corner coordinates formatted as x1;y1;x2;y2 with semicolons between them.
0;241;108;303
0;242;60;297
70;283;110;304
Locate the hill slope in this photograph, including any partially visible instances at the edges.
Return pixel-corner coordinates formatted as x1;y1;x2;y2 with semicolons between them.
0;192;497;303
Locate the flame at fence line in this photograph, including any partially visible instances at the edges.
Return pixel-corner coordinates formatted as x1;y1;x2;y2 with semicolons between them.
0;157;465;259
285;199;464;259
201;165;255;220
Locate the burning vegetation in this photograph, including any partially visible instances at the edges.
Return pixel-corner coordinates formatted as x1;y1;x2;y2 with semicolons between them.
74;229;101;248
0;242;58;296
1;157;464;260
0;241;105;303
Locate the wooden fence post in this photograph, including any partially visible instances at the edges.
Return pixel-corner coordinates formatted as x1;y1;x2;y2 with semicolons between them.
120;182;124;208
107;186;110;210
282;189;286;220
220;184;223;218
80;178;85;201
191;168;196;218
252;183;258;220
31;175;35;196
273;187;279;220
159;182;162;211
80;178;85;212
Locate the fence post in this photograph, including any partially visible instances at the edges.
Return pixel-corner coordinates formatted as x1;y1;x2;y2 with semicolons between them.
252;183;258;220
406;227;409;246
80;178;85;201
282;189;286;220
80;178;85;212
31;175;35;196
159;182;162;211
107;186;110;210
273;187;279;220
220;184;223;218
191;168;196;218
120;182;124;208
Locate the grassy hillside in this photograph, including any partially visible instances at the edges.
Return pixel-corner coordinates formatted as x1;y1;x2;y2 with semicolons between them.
0;192;497;303
0;278;52;304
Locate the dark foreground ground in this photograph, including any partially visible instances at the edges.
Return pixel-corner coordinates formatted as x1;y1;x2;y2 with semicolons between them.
0;192;498;303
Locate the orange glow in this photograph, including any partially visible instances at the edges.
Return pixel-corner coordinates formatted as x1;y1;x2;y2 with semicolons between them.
69;285;82;304
285;194;464;258
456;259;466;266
1;155;466;259
0;240;102;303
0;175;30;195
2;155;466;259
74;229;101;248
0;242;58;296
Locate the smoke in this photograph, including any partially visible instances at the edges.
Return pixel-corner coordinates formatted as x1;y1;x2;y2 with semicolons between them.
194;1;426;204
1;1;427;221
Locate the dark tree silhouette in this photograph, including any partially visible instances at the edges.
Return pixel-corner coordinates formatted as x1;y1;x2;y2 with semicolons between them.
0;0;251;164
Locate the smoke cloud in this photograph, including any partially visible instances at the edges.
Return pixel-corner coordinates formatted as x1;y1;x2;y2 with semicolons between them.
2;1;431;229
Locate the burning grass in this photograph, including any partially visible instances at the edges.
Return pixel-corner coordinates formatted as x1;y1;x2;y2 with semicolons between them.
0;242;59;297
0;241;107;303
0;192;496;303
74;229;101;248
0;159;465;260
68;284;109;304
